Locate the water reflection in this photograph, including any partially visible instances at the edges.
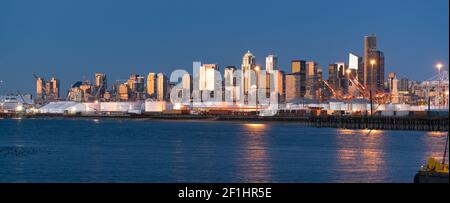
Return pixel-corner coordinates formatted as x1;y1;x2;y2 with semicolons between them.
334;128;386;182
423;131;448;163
237;123;272;182
426;131;448;137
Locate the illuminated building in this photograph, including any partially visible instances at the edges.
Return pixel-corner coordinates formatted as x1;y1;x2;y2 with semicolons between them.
273;70;285;103
305;61;319;100
291;60;306;97
241;50;256;102
118;83;129;101
157;73;169;101
363;35;385;94
199;64;219;91
349;53;363;83
127;74;145;100
224;66;237;103
388;72;399;103
265;54;277;73
328;63;349;94
94;73;107;98
285;74;301;103
146;72;157;98
182;73;192;102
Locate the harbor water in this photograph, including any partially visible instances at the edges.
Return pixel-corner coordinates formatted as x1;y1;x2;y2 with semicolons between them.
0;118;447;183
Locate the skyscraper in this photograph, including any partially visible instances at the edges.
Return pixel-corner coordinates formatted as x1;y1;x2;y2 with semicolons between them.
291;60;306;74
136;76;145;93
182;73;192;94
349;53;363;83
199;64;219;91
273;70;285;103
328;63;339;90
127;74;139;93
95;73;107;98
241;50;256;101
363;35;385;95
157;73;169;101
118;83;129;101
305;61;319;100
285;74;301;103
291;60;306;97
146;72;157;99
265;54;277;73
224;66;237;103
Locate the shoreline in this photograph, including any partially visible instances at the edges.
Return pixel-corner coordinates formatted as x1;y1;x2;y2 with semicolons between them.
1;113;448;132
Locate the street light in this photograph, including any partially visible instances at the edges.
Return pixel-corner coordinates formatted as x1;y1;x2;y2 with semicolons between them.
370;59;376;116
436;63;444;108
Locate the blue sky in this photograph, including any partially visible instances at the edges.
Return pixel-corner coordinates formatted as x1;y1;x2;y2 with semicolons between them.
0;0;448;95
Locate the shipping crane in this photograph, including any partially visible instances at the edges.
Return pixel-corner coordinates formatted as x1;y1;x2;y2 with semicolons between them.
322;80;339;99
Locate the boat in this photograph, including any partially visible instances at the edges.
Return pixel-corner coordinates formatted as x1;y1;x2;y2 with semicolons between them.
414;133;449;183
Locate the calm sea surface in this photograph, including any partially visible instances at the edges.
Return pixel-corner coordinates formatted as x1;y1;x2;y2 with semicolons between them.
0;118;447;183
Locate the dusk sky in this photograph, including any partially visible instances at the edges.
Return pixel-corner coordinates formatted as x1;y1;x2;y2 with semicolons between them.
0;0;448;95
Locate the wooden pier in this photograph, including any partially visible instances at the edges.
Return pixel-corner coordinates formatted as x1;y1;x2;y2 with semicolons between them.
1;112;448;131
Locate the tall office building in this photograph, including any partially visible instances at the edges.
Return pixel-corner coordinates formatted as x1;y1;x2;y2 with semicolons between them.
182;73;192;94
146;72;157;98
305;61;319;100
328;64;339;90
265;55;277;73
136;76;145;93
285;74;301;103
126;74;145;100
291;60;306;74
273;70;285;103
127;74;139;93
349;53;363;82
399;77;410;92
291;60;306;97
363;35;385;95
118;83;129;101
94;73;107;98
241;50;256;101
328;63;349;95
224;66;237;102
157;73;169;101
199;64;219;91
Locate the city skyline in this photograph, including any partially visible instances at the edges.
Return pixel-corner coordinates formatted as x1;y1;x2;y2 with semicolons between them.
0;0;448;95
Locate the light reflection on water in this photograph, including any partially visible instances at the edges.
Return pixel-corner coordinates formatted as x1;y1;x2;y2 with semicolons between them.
334;129;386;182
423;131;448;164
0;119;447;183
237;123;272;183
